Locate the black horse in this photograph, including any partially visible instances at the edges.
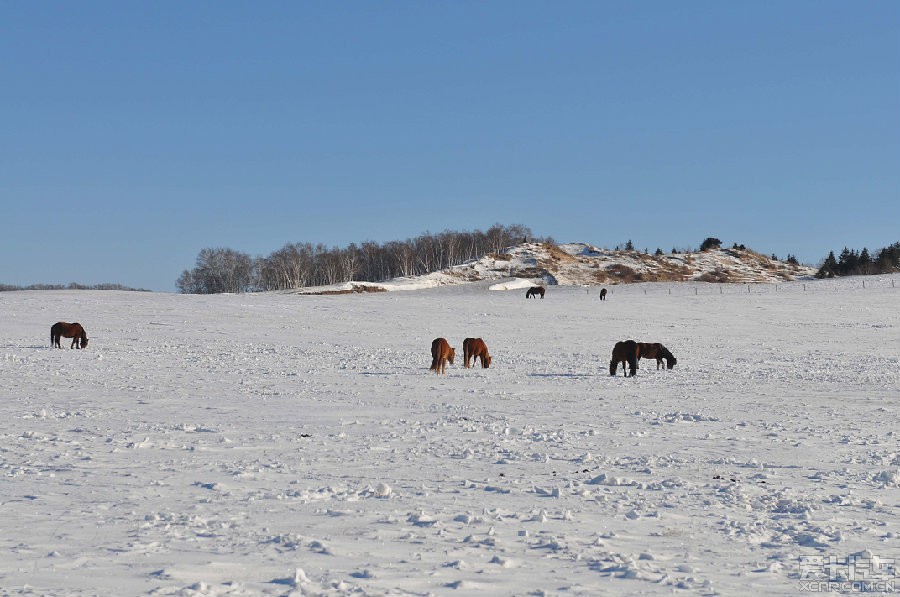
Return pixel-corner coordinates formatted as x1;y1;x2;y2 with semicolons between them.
526;286;545;299
609;340;638;377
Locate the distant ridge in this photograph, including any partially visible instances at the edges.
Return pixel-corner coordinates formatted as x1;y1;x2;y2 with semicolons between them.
0;282;151;292
292;242;816;294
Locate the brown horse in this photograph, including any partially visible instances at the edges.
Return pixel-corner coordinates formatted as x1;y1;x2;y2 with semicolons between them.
430;337;455;374
609;340;638;377
51;322;89;349
526;286;545;299
463;337;492;368
599;288;608;300
637;342;677;370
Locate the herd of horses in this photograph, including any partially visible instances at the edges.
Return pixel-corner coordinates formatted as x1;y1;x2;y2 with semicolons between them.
430;287;676;376
609;340;677;377
430;337;492;374
51;288;677;378
430;335;676;377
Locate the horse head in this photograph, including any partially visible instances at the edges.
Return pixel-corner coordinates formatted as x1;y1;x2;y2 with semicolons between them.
661;346;675;369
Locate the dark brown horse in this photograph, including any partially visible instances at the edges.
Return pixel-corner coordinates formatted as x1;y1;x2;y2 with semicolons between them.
526;286;545;299
609;340;638;377
462;337;492;368
599;288;608;300
430;337;455;374
637;342;677;370
51;322;89;349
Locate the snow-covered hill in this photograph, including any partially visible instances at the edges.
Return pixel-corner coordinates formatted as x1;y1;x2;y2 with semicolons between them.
297;242;816;294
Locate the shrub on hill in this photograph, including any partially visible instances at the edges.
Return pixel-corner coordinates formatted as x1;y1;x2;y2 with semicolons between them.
700;237;722;251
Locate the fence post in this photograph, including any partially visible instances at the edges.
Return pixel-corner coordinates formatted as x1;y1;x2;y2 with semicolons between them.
803;283;806;291
695;287;698;295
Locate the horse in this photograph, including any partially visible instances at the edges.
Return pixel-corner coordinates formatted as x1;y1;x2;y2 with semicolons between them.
599;288;608;300
609;340;638;377
463;337;492;368
51;322;89;349
526;286;545;299
430;337;455;374
637;342;677;370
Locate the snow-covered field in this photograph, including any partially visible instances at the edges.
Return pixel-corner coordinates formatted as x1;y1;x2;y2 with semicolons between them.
2;276;898;596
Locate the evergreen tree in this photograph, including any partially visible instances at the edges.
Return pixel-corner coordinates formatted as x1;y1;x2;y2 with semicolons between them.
816;251;838;278
858;248;872;274
876;243;900;272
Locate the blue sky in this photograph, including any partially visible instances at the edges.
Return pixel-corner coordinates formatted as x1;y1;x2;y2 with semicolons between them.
3;1;898;291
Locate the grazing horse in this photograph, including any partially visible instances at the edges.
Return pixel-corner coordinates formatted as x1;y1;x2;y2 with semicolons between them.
609;340;638;377
637;342;677;370
463;337;492;368
430;337;455;374
526;286;545;299
599;288;608;300
51;322;89;349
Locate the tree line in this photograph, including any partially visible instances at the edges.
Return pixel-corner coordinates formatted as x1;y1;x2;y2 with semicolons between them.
177;224;545;294
816;242;900;278
0;282;150;292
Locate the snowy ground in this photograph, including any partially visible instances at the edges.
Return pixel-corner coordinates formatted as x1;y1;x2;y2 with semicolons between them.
1;276;898;596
